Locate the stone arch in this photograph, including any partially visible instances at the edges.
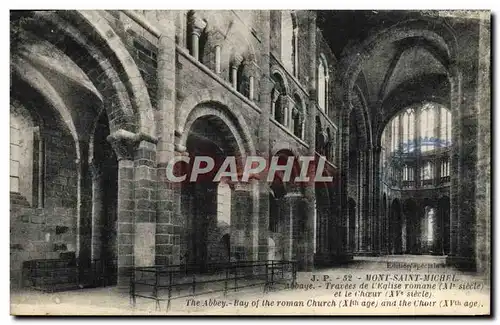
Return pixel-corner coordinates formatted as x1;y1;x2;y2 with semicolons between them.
270;66;290;95
335;19;460;152
178;100;256;159
270;141;300;158
18;10;156;140
350;84;372;150
176;91;256;156
338;20;459;97
11;58;81;159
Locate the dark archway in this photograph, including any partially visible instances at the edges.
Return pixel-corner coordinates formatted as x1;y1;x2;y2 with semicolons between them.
402;199;419;255
381;193;388;253
437;196;451;255
91;112;118;285
182;113;243;269
348;198;356;252
389;199;403;254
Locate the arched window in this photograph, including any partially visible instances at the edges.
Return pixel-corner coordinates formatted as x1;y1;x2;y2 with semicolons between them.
420;103;436;152
281;11;298;76
421;161;434;186
402;109;415;153
271;73;286;125
440;106;452;147
317;57;329;112
441;160;450;178
10;103;43;207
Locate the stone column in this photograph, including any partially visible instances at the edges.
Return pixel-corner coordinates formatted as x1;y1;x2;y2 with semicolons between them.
77;140;92;280
155;11;180;266
281;193;296;261
371;146;382;255
189;14;207;61
256;10;272;263
447;54;478;271
301;10;317;271
475;13;491;278
90;160;103;261
339;110;350;254
230;54;243;89
133;140;157;267
107;133;135;287
107;130;158;287
230;182;254;261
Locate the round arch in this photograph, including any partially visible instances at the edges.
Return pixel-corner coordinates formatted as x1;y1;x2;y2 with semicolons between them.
16;10;156;139
176;92;256;156
179;102;255;160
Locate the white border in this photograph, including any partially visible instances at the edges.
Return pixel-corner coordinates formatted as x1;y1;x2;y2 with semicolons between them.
1;1;497;324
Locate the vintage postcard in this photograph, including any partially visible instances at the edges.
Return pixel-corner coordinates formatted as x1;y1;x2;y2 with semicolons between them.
9;9;491;316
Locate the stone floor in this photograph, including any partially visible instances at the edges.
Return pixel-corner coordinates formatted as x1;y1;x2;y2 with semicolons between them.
10;255;490;316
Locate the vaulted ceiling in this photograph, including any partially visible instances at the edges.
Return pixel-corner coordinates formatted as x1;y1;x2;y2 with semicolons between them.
318;10;451;122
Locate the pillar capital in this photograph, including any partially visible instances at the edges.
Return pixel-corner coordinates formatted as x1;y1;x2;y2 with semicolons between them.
230;53;244;67
189;14;207;36
107;129;158;161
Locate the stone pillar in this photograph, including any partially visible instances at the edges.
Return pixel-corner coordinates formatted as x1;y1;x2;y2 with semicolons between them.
155;11;180;266
281;193;296;261
108;130;158;287
230;55;243;89
475;13;491;278
133;140;157;267
106;133;136;287
301;10;317;271
339;110;350;254
230;182;254;261
77;140;92;280
371;146;382;255
447;51;479;271
90;161;103;261
256;10;272;263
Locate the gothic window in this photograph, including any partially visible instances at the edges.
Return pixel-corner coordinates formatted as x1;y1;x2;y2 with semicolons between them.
421;161;434;184
281;11;298;76
440;106;452;147
402;109;415;153
318;56;329;112
441;160;450;178
420;103;436;152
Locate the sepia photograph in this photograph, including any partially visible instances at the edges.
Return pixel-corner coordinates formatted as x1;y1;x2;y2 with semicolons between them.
7;8;491;316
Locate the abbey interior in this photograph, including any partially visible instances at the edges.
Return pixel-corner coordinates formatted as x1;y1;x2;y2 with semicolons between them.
10;10;490;288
